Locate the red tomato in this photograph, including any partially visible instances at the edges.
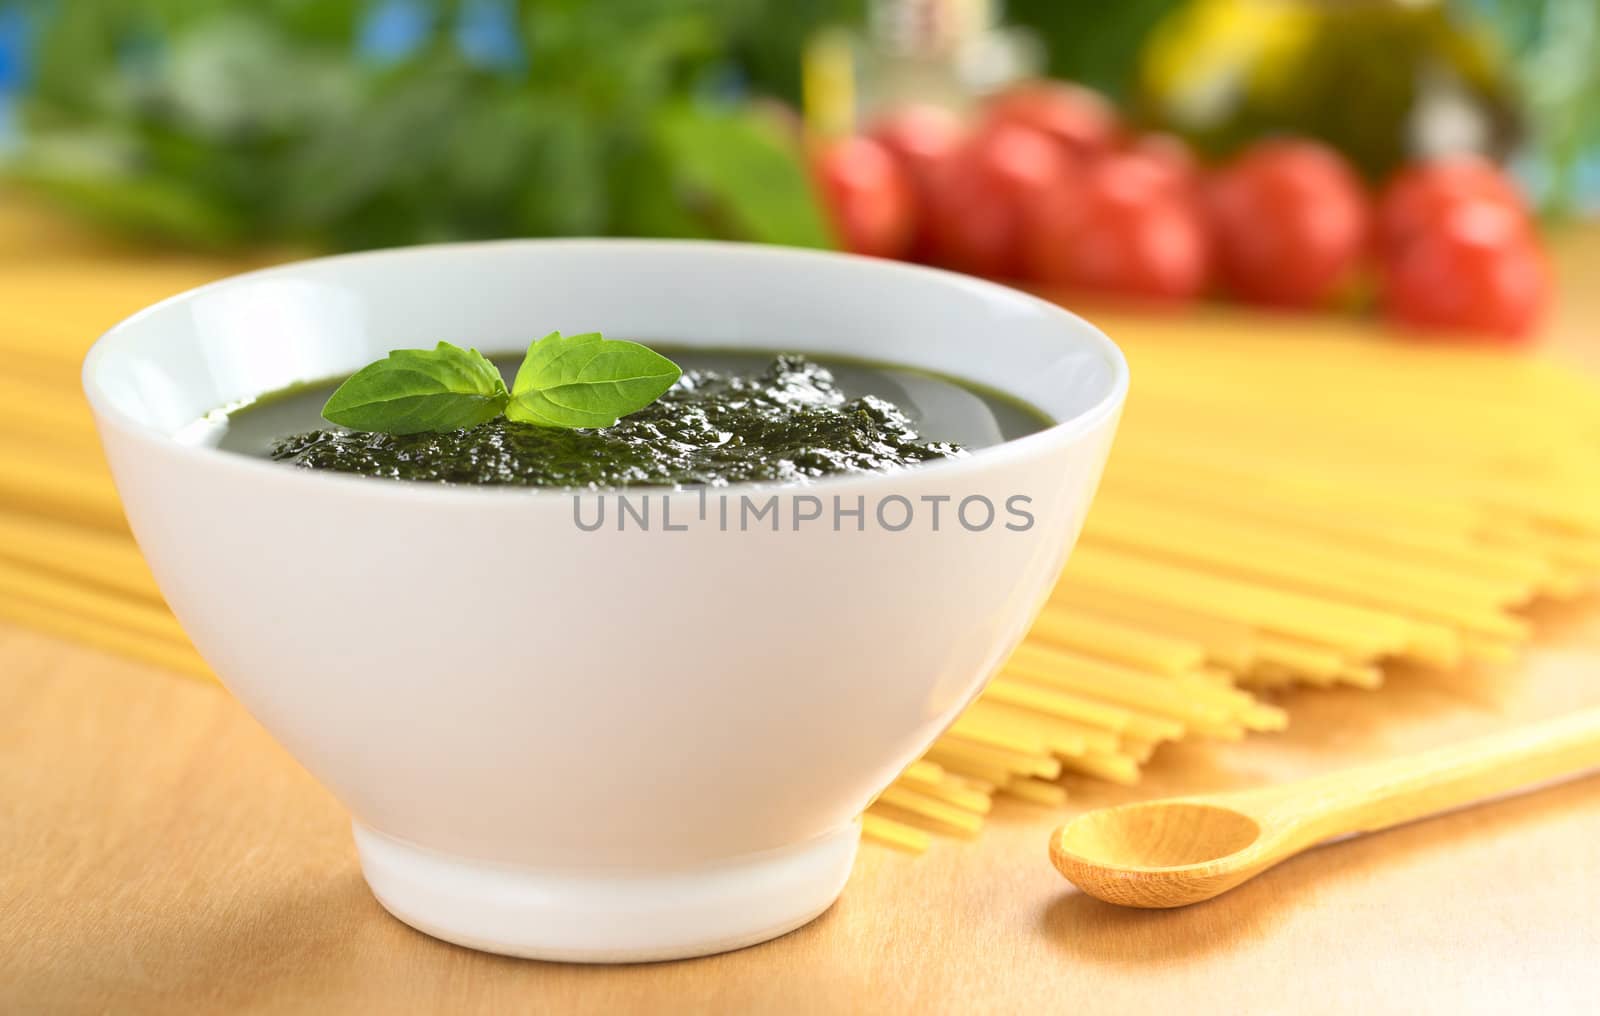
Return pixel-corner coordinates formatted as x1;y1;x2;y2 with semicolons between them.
985;81;1120;163
1025;152;1209;301
1130;132;1200;197
924;122;1075;278
871;104;968;188
812;136;917;259
1381;198;1549;340
1205;138;1371;308
869;104;969;258
1377;155;1529;254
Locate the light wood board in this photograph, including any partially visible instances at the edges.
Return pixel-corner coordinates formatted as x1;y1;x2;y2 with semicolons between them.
4;609;1599;1014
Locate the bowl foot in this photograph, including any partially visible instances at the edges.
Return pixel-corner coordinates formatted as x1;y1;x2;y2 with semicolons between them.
352;820;861;963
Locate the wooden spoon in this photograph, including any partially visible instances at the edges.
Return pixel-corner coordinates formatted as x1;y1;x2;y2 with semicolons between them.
1051;706;1600;908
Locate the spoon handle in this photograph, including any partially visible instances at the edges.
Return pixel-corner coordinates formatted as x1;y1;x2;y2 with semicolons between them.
1247;706;1600;842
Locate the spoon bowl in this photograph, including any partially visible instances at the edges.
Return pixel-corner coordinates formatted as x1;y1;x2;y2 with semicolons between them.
1051;800;1273;908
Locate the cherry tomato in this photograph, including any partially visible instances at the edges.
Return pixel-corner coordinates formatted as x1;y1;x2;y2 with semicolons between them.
1205;139;1371;308
985;81;1120;163
1130;132;1200;197
1025;152;1209;301
1381;198;1549;340
1377;155;1529;254
812;136;917;259
870;105;968;189
869;104;969;258
924;122;1074;278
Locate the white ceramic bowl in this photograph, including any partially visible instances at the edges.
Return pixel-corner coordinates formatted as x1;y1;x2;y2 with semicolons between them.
83;240;1127;963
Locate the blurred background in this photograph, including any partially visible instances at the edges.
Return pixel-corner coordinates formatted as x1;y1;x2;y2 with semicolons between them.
0;0;1596;338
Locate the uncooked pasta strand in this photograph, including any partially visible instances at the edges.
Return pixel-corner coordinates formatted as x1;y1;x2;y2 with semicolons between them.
0;509;164;603
873;786;985;834
0;596;210;679
0;558;187;646
1002;778;1069;806
1098;475;1554;589
1063;544;1423;658
961;702;1090;758
0;447;128;534
1058;751;1141;786
925;738;1061;780
1025;607;1205;675
1046;584;1257;670
1084;497;1535;613
861;813;931;853
894;770;993;814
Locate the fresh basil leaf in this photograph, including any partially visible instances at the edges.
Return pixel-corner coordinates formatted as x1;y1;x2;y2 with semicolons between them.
653;103;832;249
322;341;508;434
506;331;681;429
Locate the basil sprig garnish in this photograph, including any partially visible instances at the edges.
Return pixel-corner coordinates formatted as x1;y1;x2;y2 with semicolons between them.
321;332;681;435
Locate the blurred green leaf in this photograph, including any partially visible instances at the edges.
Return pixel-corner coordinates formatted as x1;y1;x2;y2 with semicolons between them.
6;162;244;248
26;3;126;118
6;1;838;250
609;137;718;239
654;102;828;247
1006;0;1179;102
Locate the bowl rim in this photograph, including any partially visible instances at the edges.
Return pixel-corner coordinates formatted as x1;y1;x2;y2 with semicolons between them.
82;238;1129;502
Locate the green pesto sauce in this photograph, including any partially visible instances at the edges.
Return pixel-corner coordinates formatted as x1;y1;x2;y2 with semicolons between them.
220;350;1051;490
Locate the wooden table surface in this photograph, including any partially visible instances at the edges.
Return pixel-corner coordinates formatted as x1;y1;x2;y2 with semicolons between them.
3;204;1600;1014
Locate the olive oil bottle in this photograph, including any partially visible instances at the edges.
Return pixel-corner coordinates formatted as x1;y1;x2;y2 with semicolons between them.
1135;0;1523;179
801;0;1042;135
